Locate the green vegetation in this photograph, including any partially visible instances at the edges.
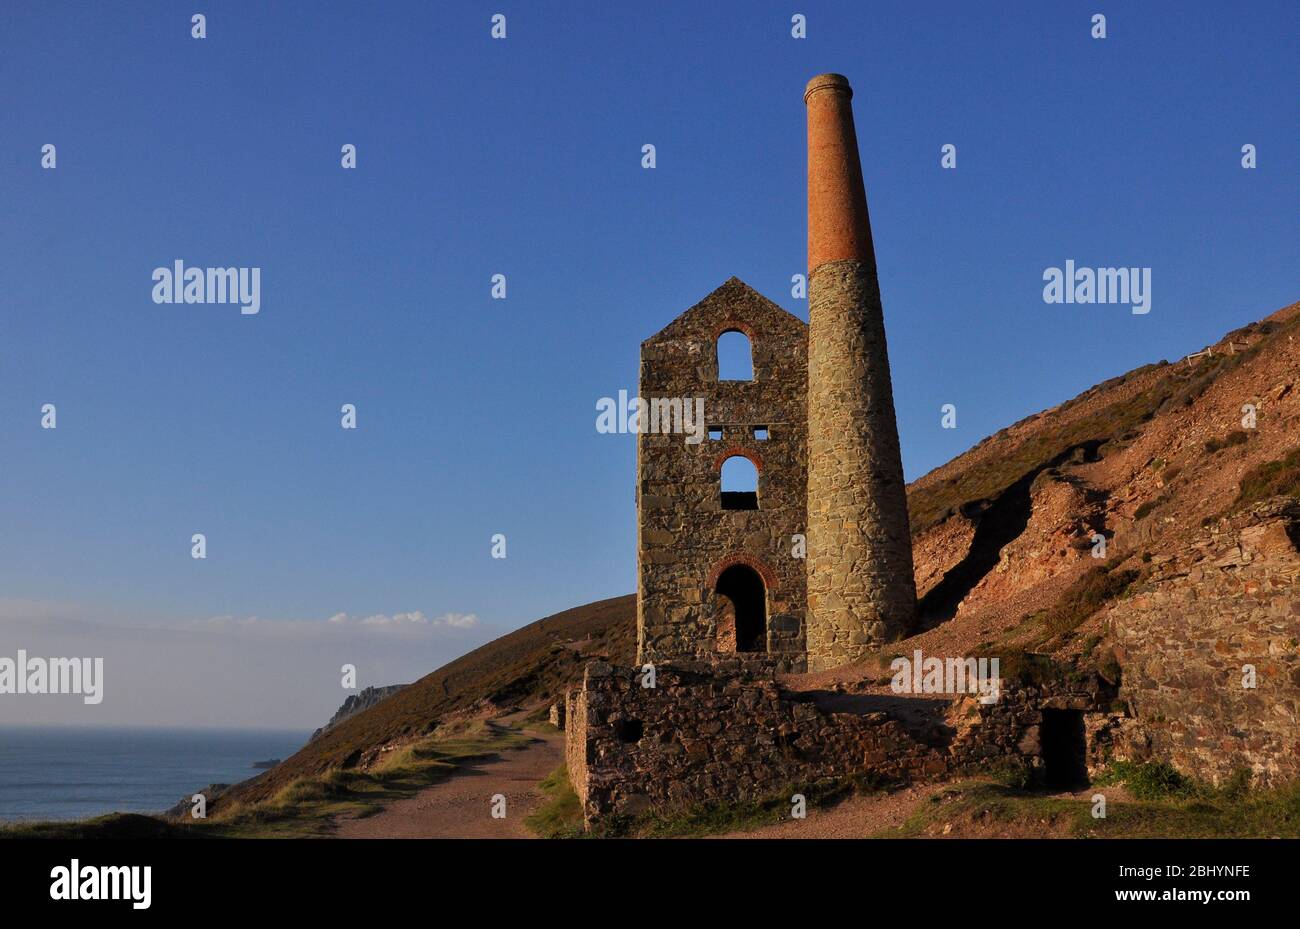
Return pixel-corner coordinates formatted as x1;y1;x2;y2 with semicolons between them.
1038;565;1141;638
882;770;1300;839
1093;760;1191;799
983;649;1069;686
907;310;1300;537
601;775;889;838
208;721;531;837
0;813;198;841
229;594;635;805
1011;565;1142;650
1204;430;1251;454
524;765;585;838
1233;447;1300;510
967;565;1141;687
1094;760;1254;801
906;360;1216;535
1134;496;1165;520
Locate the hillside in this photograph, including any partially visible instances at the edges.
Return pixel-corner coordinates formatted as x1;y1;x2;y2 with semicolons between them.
892;298;1300;672
227;298;1300;809
224;594;635;805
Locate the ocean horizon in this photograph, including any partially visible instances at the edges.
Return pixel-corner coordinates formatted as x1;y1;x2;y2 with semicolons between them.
0;726;309;823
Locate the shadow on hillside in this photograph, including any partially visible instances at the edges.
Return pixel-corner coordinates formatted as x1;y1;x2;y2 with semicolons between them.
916;440;1105;629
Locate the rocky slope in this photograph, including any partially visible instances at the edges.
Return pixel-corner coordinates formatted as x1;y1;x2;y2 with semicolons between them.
898;299;1300;667
310;685;408;741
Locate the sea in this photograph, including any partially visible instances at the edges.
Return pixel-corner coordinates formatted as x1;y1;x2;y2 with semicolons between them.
0;726;309;822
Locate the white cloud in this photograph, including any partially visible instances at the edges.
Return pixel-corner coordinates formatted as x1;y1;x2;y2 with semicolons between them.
441;613;479;629
341;611;478;629
359;610;427;626
186;610;478;637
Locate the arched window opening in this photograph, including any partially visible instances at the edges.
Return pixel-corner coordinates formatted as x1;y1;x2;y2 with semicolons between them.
716;564;766;653
720;456;758;510
717;330;753;381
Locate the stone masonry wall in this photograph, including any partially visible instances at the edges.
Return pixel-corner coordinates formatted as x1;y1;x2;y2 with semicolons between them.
567;660;1116;826
637;277;808;672
1111;498;1300;786
806;259;917;668
564;686;589;805
569;663;940;822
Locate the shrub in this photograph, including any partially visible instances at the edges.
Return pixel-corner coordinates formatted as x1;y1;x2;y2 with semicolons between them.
1234;447;1300;509
1205;430;1250;454
1038;565;1142;639
1096;761;1193;800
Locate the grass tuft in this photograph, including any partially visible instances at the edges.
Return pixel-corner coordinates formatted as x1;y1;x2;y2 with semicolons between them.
523;764;584;838
883;771;1300;839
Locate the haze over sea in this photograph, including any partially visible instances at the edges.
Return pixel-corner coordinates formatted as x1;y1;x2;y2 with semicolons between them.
0;727;307;822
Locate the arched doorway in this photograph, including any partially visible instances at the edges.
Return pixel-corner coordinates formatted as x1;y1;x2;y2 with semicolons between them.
715;564;766;653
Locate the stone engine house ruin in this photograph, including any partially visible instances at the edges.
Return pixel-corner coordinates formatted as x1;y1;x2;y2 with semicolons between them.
563;74;1123;827
636;279;809;673
635;72;918;676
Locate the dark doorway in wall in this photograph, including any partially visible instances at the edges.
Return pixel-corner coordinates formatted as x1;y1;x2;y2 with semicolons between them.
1041;709;1088;789
716;564;766;652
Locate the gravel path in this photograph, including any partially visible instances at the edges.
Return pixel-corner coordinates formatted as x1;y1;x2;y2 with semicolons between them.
333;728;562;839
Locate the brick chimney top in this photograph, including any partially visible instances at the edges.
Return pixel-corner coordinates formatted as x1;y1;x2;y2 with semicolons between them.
804;73;874;272
804;73;851;102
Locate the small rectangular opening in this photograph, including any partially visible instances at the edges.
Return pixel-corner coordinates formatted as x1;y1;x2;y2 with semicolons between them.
614;718;643;744
753;427;769;441
708;428;723;441
721;491;758;511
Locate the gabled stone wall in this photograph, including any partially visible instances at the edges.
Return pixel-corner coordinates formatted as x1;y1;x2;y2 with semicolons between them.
637;278;808;672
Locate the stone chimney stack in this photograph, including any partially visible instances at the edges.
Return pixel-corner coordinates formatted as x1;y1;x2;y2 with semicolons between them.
803;73;917;670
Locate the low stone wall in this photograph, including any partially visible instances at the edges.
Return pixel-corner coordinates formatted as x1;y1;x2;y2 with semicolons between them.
1111;499;1300;786
566;660;1115;826
564;687;589;803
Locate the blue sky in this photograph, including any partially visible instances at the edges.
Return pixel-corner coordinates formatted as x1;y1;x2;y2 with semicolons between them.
1;1;1296;726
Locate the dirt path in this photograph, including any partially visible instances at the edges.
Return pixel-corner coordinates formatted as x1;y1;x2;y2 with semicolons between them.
715;786;930;839
334;727;562;839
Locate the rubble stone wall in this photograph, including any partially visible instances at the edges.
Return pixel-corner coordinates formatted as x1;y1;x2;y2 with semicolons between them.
1111;500;1300;786
566;661;1115;826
